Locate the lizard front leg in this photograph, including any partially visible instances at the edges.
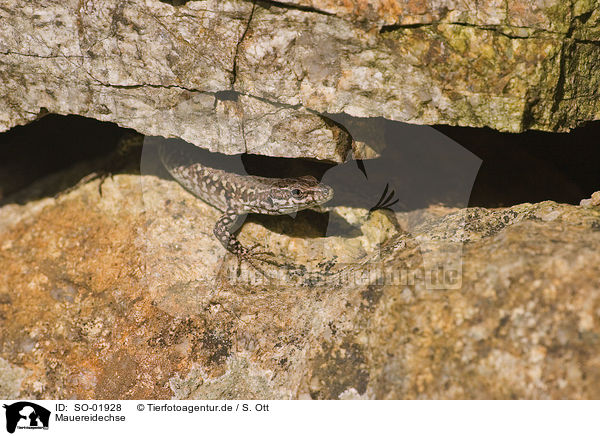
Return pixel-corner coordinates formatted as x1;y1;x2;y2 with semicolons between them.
213;209;276;264
213;209;278;284
214;209;249;257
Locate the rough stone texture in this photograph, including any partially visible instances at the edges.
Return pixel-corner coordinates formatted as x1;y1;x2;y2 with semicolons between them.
0;167;599;399
581;191;600;207
237;95;352;160
0;0;599;161
237;1;600;132
0;358;30;398
277;0;593;29
0;0;352;161
1;0;599;401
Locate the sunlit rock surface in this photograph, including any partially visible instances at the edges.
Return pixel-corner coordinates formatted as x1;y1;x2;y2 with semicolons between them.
1;0;599;401
0;167;598;399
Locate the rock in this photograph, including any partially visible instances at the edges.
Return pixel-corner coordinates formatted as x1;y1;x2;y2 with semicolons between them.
237;95;352;161
1;0;599;401
580;191;600;207
0;164;599;399
274;0;593;31
0;358;30;398
0;0;599;163
238;0;600;132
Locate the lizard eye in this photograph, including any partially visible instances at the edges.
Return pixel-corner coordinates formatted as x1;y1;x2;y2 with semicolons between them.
291;188;303;198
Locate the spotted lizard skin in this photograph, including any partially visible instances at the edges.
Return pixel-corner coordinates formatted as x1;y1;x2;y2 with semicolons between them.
159;142;334;256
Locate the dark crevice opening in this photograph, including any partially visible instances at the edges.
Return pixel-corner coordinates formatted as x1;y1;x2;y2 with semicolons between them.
0;114;128;204
380;22;435;33
0;114;598;209
158;0;192;6
434;123;600;207
256;0;334;16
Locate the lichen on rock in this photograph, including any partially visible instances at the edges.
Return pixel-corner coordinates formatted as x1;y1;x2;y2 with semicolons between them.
1;0;599;163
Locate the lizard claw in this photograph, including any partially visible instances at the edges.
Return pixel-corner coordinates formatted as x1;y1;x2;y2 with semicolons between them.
240;243;275;260
232;244;278;281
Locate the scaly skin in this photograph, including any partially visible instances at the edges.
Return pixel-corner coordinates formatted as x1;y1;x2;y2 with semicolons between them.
159;142;334;257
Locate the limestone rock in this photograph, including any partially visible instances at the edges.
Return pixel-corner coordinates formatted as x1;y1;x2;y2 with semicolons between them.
0;166;598;399
0;358;30;398
275;0;589;30
236;1;600;132
0;0;598;163
580;191;600;207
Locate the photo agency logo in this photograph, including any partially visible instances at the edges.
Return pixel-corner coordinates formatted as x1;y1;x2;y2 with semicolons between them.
2;402;50;434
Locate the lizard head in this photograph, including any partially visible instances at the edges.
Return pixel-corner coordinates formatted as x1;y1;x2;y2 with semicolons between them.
264;175;334;214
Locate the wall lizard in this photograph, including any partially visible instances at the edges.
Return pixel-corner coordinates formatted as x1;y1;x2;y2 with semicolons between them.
158;140;334;257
